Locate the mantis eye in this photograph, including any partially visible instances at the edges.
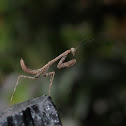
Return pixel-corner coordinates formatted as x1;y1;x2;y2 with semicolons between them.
71;48;76;56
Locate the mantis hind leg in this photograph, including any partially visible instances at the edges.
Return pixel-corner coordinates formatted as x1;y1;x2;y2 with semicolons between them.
9;75;37;106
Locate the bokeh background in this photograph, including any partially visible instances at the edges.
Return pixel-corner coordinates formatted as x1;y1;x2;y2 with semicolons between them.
0;0;126;126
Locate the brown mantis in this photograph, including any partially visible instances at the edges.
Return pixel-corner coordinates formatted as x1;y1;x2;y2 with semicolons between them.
9;39;94;106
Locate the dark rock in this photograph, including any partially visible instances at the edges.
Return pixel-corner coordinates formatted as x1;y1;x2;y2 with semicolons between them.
0;95;62;126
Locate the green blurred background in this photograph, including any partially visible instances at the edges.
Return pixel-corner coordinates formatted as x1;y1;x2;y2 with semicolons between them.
0;0;126;126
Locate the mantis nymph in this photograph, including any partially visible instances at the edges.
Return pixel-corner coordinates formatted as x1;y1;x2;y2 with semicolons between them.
9;39;94;106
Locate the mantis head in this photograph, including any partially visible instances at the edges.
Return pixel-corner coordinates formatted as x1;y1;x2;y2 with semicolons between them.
71;48;76;56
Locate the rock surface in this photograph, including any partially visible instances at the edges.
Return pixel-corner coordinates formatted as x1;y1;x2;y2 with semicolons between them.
0;95;62;126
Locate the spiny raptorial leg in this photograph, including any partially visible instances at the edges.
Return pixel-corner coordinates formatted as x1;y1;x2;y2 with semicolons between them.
57;55;76;69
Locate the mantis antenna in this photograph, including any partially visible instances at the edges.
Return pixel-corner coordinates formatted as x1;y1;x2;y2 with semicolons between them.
75;38;95;50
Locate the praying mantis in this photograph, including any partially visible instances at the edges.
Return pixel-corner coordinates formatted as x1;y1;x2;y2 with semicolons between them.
9;39;94;106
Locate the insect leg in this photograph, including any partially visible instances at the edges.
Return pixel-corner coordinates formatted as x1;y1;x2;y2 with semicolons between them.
57;56;76;69
44;72;55;96
9;75;37;106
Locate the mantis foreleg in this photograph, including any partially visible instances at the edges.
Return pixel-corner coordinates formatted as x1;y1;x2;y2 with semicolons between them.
57;56;76;69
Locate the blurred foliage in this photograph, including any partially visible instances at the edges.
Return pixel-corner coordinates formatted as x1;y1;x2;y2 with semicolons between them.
0;0;126;126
